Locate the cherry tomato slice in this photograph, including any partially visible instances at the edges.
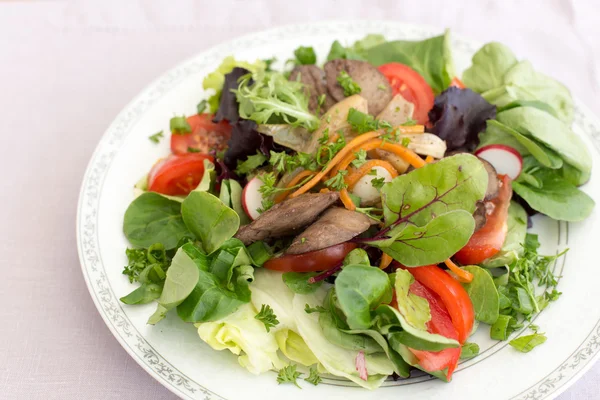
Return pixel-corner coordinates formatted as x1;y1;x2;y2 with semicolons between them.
148;153;213;196
377;63;435;125
170;113;231;155
263;242;358;273
454;175;512;265
407;265;475;344
408;281;461;379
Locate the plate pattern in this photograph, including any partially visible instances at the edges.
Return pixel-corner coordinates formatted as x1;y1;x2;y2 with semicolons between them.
77;21;600;400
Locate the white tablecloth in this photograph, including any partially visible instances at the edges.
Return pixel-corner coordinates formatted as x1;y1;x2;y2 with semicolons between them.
2;1;599;399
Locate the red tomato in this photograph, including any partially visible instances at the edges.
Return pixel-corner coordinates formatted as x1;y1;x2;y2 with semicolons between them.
454;175;512;265
408;281;461;379
450;77;466;89
263;243;357;273
377;63;435;125
407;265;474;344
148;153;213;196
170;114;231;155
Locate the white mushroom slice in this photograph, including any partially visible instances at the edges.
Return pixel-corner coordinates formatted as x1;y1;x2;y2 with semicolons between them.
376;94;415;126
401;133;447;159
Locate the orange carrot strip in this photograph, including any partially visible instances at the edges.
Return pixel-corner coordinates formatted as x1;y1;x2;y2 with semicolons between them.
339;189;356;211
274;170;315;203
289;131;382;198
444;259;474;283
425;155;434;163
346;160;398;189
379;253;393;270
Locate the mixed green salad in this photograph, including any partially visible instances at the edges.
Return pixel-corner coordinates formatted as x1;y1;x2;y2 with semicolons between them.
120;31;594;389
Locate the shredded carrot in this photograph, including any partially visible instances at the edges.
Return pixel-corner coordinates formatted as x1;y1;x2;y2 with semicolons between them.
346;160;398;189
332;139;426;179
274;170;315;203
339;189;356;210
327;133;340;144
319;188;330;194
425;155;435;163
379;253;393;270
444;259;473;283
289;131;383;198
398;125;425;134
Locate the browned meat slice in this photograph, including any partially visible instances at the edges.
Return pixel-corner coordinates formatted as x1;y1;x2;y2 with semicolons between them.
473;201;487;232
479;158;500;201
324;59;392;116
234;192;340;245
285;207;374;255
289;65;334;113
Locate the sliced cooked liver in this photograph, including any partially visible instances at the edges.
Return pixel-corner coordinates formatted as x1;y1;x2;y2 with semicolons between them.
289;65;334;113
234;192;340;245
324;59;392;116
285;207;374;255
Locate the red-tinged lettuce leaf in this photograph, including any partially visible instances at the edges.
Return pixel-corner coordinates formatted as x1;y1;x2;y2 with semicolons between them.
428;87;496;152
213;67;249;124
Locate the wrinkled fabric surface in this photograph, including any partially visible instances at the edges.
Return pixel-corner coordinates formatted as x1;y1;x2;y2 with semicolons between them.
1;0;598;399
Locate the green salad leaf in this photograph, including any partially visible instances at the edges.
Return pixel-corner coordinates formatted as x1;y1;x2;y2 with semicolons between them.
236;70;320;131
460;265;500;325
366;30;454;93
282;272;322;294
460;342;480;359
367;154;487;266
509;333;547;353
496;106;591;176
334;265;392;330
462;42;518;93
326;34;386;61
293;46;317;65
181;191;240;254
123;192;192;249
202;56;266;113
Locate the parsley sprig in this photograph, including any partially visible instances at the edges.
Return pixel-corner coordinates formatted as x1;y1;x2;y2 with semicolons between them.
148;131;164;143
304;366;322;386
337;70;361;96
277;365;302;388
324;170;348;190
255;304;279;332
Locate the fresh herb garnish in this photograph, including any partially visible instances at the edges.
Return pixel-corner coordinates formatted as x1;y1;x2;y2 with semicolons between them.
377;83;387;91
347;108;391;133
170;116;192;134
235;152;268;175
370;177;386;189
187;147;201;153
277;365;302;388
337;70;362;96
351;149;368;168
263;57;277;71
509;333;547;353
293;46;317;65
148;131;164;143
401;117;417;126
255;304;279;332
304;304;326;314
401;137;411;147
304;366;322;386
196;100;208;114
324;169;348;190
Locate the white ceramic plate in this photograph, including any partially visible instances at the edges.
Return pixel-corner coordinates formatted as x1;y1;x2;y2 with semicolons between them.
77;21;600;400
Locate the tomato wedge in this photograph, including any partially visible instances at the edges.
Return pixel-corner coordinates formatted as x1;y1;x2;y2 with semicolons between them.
408;281;461;379
454;175;512;265
148;153;213;196
170;113;231;155
407;265;474;344
263;243;357;273
377;63;435;125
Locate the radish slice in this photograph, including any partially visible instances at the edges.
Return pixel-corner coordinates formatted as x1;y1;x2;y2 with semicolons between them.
351;166;393;204
242;177;264;220
355;351;368;381
474;145;523;180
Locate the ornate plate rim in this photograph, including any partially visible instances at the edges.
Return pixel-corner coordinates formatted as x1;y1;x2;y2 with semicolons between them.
76;20;600;400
